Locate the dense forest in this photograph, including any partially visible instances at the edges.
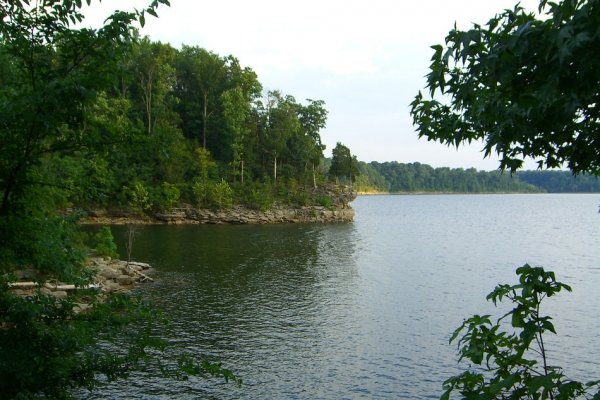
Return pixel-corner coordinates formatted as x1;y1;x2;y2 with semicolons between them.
352;161;600;193
1;32;350;216
4;29;595;217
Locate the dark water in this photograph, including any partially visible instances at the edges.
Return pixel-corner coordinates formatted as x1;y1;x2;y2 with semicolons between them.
84;194;600;399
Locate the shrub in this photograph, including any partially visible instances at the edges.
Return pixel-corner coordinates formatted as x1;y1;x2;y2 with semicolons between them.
210;179;233;210
159;182;181;210
91;226;119;259
192;179;210;208
127;182;151;215
317;195;333;209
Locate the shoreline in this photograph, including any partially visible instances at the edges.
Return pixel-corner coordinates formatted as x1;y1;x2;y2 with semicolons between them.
81;204;355;225
7;257;154;312
355;191;578;195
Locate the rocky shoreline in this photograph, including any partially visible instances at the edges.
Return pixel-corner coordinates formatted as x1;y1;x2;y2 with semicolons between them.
83;204;355;225
82;184;357;225
7;257;154;311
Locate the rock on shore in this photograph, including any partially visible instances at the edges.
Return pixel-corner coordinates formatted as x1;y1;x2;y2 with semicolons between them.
7;257;154;306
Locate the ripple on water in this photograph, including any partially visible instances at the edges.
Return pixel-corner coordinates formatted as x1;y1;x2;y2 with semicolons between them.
79;195;600;399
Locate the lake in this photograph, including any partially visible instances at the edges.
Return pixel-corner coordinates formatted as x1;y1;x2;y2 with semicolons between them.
84;194;600;399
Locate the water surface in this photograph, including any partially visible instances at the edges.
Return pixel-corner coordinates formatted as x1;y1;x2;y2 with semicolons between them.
85;194;600;399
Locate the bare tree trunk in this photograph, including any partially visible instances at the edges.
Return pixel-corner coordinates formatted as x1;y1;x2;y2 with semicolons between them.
273;155;277;185
312;163;317;189
241;158;244;185
141;70;154;135
202;91;208;148
125;224;139;266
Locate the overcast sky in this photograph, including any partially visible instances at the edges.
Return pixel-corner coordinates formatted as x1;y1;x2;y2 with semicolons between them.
84;0;541;170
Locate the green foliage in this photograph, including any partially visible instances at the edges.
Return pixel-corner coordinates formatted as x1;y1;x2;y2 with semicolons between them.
0;288;144;398
368;161;541;193
0;1;244;398
91;226;119;259
178;355;243;386
158;182;181;210
127;182;152;215
410;0;600;174
329;142;360;183
210;179;234;210
336;161;600;194
517;170;600;193
317;196;334;209
409;2;600;398
0;208;87;282
354;161;389;193
192;179;210;208
442;265;600;399
235;181;274;211
0;284;226;399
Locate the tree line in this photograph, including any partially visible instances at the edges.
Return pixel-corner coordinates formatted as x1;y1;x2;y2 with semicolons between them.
352;161;600;193
1;32;337;217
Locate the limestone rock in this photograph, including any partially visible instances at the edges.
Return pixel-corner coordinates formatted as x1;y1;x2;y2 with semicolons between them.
51;291;68;300
116;275;134;286
98;267;119;280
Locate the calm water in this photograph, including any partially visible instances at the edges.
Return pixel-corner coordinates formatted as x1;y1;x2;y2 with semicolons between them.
85;194;600;399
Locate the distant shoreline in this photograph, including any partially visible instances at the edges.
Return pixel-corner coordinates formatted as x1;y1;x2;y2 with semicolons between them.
356;191;600;196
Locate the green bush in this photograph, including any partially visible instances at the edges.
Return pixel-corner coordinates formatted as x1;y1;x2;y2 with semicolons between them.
127;182;151;215
192;179;210;208
91;226;119;259
210;179;233;210
158;182;181;210
317;195;333;209
236;182;274;211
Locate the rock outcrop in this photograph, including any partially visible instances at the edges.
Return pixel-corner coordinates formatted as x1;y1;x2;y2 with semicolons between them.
153;205;355;224
85;185;357;225
7;257;154;307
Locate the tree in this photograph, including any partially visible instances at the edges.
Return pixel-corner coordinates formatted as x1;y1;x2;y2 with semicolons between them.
129;37;177;136
262;91;301;185
410;0;600;398
296;99;328;188
175;46;226;149
222;86;251;183
329;142;359;184
410;0;600;173
0;1;238;397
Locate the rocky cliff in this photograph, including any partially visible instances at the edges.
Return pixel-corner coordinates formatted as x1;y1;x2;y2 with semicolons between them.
85;185;357;225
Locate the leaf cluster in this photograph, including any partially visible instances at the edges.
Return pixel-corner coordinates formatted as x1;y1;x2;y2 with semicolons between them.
442;265;600;399
1;2;243;397
410;0;600;174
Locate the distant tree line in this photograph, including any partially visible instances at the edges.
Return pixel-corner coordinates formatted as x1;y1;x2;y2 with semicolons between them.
352;161;600;193
516;170;600;193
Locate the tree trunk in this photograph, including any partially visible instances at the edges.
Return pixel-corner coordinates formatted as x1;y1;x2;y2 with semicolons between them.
241;158;244;185
141;70;153;135
273;155;277;185
202;91;208;148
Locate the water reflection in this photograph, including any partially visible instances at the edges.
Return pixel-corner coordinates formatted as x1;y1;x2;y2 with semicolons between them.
80;194;600;399
89;223;360;399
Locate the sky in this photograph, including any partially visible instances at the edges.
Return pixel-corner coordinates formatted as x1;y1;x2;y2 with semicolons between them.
83;0;541;171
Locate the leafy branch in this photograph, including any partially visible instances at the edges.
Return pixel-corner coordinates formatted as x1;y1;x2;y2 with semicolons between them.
442;265;600;399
